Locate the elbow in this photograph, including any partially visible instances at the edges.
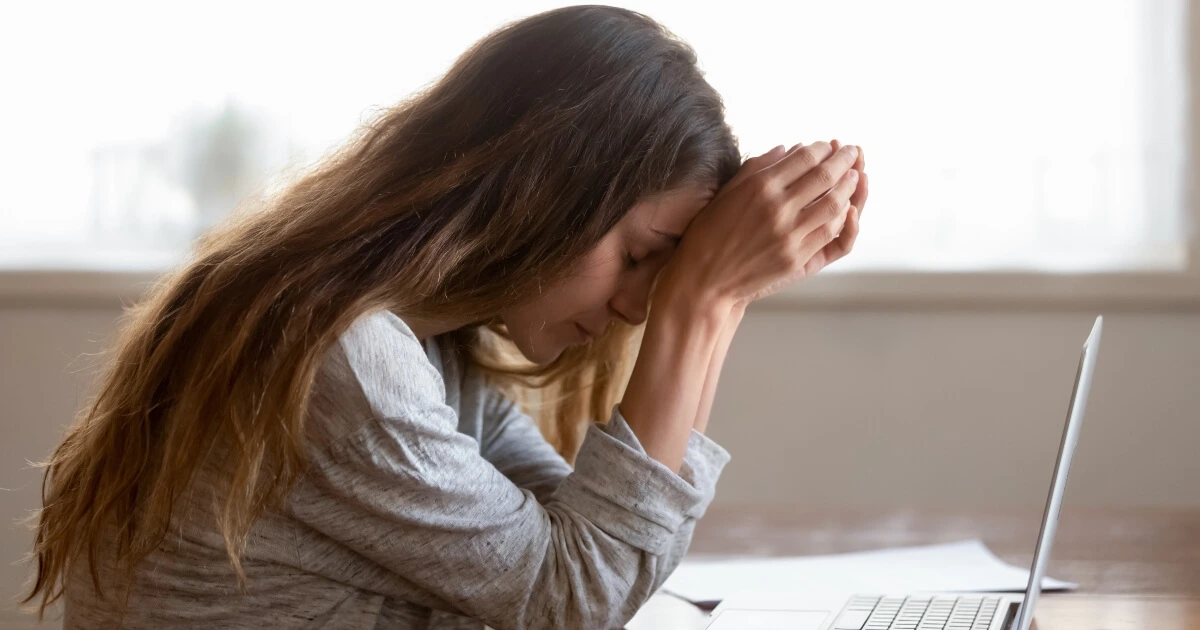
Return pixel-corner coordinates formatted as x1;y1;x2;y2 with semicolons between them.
514;548;658;630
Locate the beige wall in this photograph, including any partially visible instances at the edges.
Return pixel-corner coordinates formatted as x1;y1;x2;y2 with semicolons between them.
4;303;1199;626
707;308;1199;508
3;306;122;628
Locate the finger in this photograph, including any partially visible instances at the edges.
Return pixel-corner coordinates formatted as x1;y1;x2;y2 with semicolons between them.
850;169;869;215
764;144;788;159
832;140;858;174
786;144;859;208
801;249;829;278
820;205;860;268
794;209;847;274
795;167;857;235
849;145;866;209
808;140;862;216
799;204;858;276
757;141;835;189
720;144;791;196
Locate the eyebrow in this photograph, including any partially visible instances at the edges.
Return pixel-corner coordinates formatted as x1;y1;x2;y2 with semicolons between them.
651;228;682;244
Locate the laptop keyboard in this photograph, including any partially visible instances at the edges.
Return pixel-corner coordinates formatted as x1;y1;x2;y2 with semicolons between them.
832;594;1002;630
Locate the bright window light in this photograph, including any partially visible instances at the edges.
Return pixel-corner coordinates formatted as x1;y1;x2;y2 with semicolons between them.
0;0;1190;272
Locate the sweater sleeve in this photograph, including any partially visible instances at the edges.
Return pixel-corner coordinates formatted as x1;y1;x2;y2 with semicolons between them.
589;403;730;594
477;390;573;503
288;315;731;630
480;387;728;512
480;390;728;593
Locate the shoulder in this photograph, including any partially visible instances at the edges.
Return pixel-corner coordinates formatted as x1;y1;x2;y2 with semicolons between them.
337;308;427;367
308;309;447;438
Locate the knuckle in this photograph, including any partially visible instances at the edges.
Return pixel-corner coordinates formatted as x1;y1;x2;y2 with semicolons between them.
750;176;779;202
812;166;837;189
781;245;802;269
782;230;803;254
758;192;790;222
769;208;793;237
818;222;840;242
795;147;821;169
823;196;845;220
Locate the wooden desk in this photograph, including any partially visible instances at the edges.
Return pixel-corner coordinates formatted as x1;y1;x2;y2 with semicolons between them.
628;506;1200;629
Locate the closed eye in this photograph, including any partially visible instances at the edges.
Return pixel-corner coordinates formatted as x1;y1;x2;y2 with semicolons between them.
651;228;683;245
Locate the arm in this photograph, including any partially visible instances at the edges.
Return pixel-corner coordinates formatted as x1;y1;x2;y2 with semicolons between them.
691;301;746;435
479;380;732;592
620;281;735;472
479;378;730;600
621;142;863;471
598;402;731;595
478;391;572;503
479;303;741;501
478;294;742;596
644;301;744;593
289;316;731;630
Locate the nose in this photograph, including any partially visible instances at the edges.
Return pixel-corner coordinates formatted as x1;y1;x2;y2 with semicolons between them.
608;277;651;327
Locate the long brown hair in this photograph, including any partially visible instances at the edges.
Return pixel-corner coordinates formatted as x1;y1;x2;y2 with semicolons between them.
24;4;740;616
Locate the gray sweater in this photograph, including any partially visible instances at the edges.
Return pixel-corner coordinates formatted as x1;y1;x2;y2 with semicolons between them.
63;309;731;629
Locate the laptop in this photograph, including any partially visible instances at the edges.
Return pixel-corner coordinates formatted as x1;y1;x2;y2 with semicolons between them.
705;315;1104;630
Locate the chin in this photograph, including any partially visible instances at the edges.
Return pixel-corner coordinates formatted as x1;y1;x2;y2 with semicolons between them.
515;336;566;366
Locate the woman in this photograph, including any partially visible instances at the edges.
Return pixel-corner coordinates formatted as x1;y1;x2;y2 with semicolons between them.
26;5;866;629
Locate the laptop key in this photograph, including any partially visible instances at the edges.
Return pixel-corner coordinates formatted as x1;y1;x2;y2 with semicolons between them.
832;608;873;629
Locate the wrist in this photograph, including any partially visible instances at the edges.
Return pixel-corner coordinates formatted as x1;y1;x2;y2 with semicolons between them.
653;288;733;336
728;299;747;324
652;266;737;324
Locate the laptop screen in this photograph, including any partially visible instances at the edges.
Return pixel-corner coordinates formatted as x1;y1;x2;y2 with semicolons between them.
1013;315;1103;630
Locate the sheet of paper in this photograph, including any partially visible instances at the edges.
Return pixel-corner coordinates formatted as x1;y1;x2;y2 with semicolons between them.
661;539;1076;604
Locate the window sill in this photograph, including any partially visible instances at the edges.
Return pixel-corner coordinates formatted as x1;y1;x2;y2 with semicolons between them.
2;267;1199;312
764;270;1200;312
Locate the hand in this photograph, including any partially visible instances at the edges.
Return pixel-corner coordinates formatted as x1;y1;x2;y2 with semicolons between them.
803;139;868;276
657;141;862;307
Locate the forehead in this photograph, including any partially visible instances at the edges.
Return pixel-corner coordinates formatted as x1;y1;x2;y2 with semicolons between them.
624;184;716;232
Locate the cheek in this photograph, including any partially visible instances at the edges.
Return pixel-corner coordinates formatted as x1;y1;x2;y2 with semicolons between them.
567;241;625;298
505;242;625;353
500;299;570;365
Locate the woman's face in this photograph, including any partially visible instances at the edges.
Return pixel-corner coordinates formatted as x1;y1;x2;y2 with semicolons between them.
500;184;716;365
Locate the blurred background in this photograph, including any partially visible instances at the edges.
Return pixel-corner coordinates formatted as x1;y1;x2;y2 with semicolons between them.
1;0;1196;626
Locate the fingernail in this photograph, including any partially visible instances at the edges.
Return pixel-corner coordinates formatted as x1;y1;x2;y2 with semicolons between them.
848;145;859;157
848;169;859;180
773;144;786;153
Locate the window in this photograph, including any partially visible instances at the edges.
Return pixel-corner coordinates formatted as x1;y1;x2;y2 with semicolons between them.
1;0;1192;274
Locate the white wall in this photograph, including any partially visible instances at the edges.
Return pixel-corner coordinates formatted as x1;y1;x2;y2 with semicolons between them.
4;302;1199;626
